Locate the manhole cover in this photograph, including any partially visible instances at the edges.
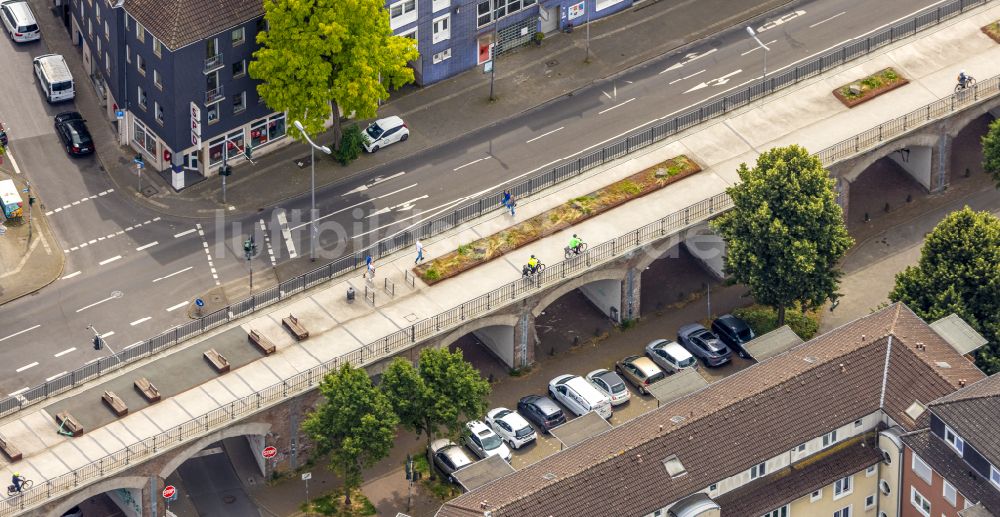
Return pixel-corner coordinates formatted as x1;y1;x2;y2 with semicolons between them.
142;185;158;197
111;290;124;299
545;59;559;67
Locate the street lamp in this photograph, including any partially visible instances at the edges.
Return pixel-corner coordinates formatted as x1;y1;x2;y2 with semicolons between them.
87;324;121;365
745;26;770;96
292;120;332;262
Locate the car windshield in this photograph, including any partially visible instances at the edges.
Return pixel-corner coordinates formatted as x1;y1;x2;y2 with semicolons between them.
647;371;666;383
366;123;384;139
677;356;696;368
480;432;502;451
737;327;754;341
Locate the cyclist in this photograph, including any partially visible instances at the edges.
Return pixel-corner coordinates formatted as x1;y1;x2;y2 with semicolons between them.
11;472;23;493
527;254;540;274
568;234;582;254
958;70;969;89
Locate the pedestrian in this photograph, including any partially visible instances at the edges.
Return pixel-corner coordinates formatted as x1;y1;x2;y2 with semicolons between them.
367;262;376;280
508;193;516;216
415;239;424;264
501;190;511;211
364;255;373;279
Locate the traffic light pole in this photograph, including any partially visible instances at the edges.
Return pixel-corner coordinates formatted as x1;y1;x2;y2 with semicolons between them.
244;235;257;294
87;324;121;365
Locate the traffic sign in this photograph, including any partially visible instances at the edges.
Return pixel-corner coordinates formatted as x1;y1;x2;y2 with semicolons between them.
301;472;312;481
195;298;204;308
162;485;176;499
262;445;277;459
115;110;125;119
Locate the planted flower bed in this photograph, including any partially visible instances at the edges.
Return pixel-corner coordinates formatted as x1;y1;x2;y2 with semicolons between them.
414;155;702;284
982;20;1000;44
833;67;908;107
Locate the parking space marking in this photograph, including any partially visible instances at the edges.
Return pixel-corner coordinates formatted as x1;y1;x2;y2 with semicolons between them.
45;189;115;216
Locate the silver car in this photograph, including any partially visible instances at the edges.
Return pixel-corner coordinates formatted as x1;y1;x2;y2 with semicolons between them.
428;438;474;482
645;339;698;373
585;369;631;406
464;420;512;462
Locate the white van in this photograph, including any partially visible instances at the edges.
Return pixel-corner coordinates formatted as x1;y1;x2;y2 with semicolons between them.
1;0;40;43
549;374;613;419
33;54;75;103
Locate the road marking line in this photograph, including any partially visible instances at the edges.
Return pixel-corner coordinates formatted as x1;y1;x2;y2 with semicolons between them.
15;362;38;373
7;149;21;174
7;388;27;397
100;331;115;338
276;211;299;259
669;69;705;85
70;246;79;251
526;126;565;144
72;201;80;205
0;325;41;343
98;236;106;241
260;220;278;267
453;156;490;171
78;242;88;248
810;11;846;28
62;271;81;280
195;223;220;286
99;255;122;266
89;195;97;199
174;228;196;238
130;316;151;326
153;266;193;282
45;210;53;215
46;371;68;382
88;239;97;244
54;347;76;358
598;97;636;115
741;40;777;56
166;301;188;312
76;295;117;313
135;241;158;251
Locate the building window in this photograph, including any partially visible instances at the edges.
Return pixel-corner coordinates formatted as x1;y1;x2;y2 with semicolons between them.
154;101;164;125
912;453;932;485
152;37;162;57
811;489;823;502
226;129;245;160
708;483;717;493
209;129;247;167
95;2;100;22
104;21;109;39
854;419;863;428
136;22;145;42
432;0;449;11
942;480;957;506
389;0;417;30
132;119;157;156
137;86;147;109
231;27;245;46
206;103;219;125
943;426;964;455
432;14;450;43
749;462;766;480
797;443;807;453
96;36;101;54
105;52;110;72
834;475;853;499
477;0;538;28
88;18;92;36
250;112;287;148
432;48;451;64
911;487;931;517
866;465;877;477
823;430;838;447
865;495;875;510
233;91;246;114
833;506;851;517
762;506;787;517
124;14;130;30
399;27;417;42
232;59;246;78
153;69;162;89
992;465;1000;489
126;44;131;63
136;54;146;75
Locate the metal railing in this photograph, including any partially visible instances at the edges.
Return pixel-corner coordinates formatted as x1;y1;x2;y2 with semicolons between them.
204;86;225;105
0;0;991;425
203;53;224;74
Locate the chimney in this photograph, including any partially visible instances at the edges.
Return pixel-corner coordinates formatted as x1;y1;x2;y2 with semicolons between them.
959;379;967;387
840;363;846;373
861;334;866;342
636;454;642;463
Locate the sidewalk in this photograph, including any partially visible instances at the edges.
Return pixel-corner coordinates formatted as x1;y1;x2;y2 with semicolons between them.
37;0;793;219
0;167;64;305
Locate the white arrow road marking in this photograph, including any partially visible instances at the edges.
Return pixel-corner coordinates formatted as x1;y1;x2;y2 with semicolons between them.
290;183;419;231
342;171;406;196
685;70;743;93
757;9;806;32
366;195;430;218
366;207;392;219
660;48;717;74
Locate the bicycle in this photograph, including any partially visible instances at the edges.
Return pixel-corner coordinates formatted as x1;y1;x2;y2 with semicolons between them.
564;242;589;259
955;76;976;92
7;478;32;496
521;263;546;278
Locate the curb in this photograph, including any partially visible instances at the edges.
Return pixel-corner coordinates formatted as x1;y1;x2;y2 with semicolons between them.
0;170;66;307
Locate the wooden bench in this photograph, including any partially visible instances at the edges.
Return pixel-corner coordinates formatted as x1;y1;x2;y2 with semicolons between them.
204;348;230;373
0;434;21;462
134;377;160;403
102;390;128;417
248;329;276;355
282;314;309;341
55;412;83;437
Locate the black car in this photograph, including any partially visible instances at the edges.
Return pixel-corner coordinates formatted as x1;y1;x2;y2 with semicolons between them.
54;111;93;156
712;314;756;358
517;395;566;434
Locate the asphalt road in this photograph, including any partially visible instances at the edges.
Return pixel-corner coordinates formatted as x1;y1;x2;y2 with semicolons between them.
0;0;951;395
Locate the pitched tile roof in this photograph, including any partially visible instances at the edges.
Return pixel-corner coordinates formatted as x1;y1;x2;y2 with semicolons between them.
123;0;264;50
928;373;1000;465
437;304;984;517
902;429;1000;514
714;433;882;516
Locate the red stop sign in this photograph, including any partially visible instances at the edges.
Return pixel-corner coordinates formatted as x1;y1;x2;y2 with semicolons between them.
162;485;176;499
262;446;277;459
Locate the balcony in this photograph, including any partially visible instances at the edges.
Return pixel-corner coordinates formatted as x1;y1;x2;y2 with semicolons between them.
205;86;225;105
204;53;224;74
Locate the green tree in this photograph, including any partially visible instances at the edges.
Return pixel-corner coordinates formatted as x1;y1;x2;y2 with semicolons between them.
981;117;1000;189
381;348;490;475
711;145;854;325
250;0;418;148
302;363;399;504
890;207;1000;373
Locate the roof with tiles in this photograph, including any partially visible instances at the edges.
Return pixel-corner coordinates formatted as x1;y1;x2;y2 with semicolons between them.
927;373;1000;465
902;429;1000;514
437;304;984;517
123;0;264;50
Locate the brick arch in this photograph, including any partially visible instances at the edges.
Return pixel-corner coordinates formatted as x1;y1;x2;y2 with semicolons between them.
942;97;1000;139
43;476;147;517
530;267;628;318
436;313;522;350
158;421;271;479
836;133;939;184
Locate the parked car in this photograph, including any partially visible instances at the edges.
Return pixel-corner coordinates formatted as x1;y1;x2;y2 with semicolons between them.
677;323;732;367
428;438;474;482
615;356;666;395
517;395;567;434
645;339;697;373
1;0;40;43
712;314;756;358
585;368;631;406
464;420;512;462
54;112;93;156
548;374;613;419
362;115;409;152
485;407;537;449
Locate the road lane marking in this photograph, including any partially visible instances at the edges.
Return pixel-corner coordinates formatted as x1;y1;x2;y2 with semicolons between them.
453;156;491;171
669;69;705;85
100;331;115;339
99;255;122;266
0;325;41;343
275;211;298;259
741;40;777;56
756;9;807;32
130;316;152;326
44;190;115;215
15;362;38;373
166;301;189;312
526;127;565;144
64;217;161;253
195;223;220;286
290;183;420;232
153;266;193;282
8;388;27;397
54;347;76;358
7;150;22;175
173;228;196;238
135;241;158;251
46;371;67;382
598;97;635;115
562;120;656;161
260;219;278;266
76;296;116;313
685;70;742;93
809;11;846;28
660;48;718;74
61;271;81;280
342;171;406;196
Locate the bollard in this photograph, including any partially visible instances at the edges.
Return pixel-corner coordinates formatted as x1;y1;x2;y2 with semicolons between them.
347;286;355;302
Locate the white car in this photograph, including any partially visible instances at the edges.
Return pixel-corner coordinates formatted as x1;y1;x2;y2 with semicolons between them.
485;407;537;449
645;339;698;373
464;420;512;462
362;115;409;152
1;0;40;43
585;369;631;406
548;374;613;419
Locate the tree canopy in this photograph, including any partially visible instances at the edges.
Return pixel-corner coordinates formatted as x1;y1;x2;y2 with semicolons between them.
980;117;1000;189
890;207;1000;373
250;0;418;146
302;363;399;503
711;145;854;324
